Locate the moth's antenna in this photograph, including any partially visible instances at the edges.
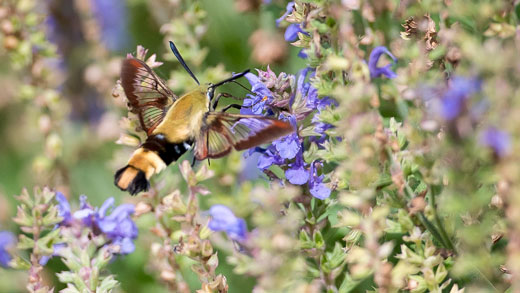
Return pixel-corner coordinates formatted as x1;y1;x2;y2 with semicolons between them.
212;69;250;88
231;80;255;95
169;41;200;85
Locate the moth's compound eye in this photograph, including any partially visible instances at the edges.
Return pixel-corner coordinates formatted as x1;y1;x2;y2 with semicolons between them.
207;87;215;100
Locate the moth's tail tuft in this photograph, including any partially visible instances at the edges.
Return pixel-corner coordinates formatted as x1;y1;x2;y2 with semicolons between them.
114;165;150;195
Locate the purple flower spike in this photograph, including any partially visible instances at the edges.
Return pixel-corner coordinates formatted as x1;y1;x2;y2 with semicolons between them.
368;46;397;79
208;205;248;242
480;127;511;158
73;197;138;254
0;231;15;267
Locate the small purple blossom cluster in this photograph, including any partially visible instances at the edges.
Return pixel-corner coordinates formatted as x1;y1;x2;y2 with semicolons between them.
241;67;333;200
480;126;511;158
368;46;398;79
207;205;248;242
421;76;482;122
54;192;138;256
421;76;510;157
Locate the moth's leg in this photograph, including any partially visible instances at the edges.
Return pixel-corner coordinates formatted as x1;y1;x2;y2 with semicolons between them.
212;93;232;110
221;104;243;113
191;156;197;167
212;92;250;110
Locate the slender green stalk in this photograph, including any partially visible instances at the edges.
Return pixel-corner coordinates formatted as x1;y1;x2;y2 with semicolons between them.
429;188;457;253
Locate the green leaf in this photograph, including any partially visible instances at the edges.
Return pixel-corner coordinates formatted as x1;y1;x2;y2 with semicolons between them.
435;263;448;284
428;45;446;61
385;219;404;234
8;255;31;270
36;228;61;254
338;273;362;293
299;229;311;242
17;234;34;250
375;173;393;189
57;271;77;284
306;264;321;278
98;275;119;293
300;125;321;138
313;230;325;249
398;132;408;150
327;242;346;269
41;205;64;227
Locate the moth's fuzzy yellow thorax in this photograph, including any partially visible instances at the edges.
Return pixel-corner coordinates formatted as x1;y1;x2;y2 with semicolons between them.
153;85;210;143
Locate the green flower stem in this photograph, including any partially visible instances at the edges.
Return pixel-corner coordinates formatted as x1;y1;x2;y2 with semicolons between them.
403;183;449;249
429;187;456;253
385;147;452;250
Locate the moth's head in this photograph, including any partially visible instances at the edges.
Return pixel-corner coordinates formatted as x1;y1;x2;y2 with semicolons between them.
206;83;216;101
204;69;251;101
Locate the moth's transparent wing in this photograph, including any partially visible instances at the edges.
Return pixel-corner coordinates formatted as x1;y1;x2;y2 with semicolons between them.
194;112;294;160
120;58;177;135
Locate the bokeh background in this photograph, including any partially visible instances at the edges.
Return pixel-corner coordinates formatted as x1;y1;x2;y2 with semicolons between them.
2;0;520;292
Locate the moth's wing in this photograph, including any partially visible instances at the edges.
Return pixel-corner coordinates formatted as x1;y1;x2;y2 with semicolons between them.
120;58;177;135
194;112;294;160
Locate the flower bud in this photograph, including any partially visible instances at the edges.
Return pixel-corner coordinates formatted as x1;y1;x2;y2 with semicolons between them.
201;240;213;257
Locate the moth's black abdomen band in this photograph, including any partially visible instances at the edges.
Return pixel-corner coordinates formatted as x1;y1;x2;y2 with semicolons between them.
142;134;192;165
114;165;150;195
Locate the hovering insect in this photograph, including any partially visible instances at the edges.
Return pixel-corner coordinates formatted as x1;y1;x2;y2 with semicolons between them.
115;41;294;195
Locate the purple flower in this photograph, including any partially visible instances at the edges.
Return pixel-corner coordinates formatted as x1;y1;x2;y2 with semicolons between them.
74;197;138;254
441;76;482;120
298;49;308;59
240;152;264;182
308;162;331;199
284;24;305;42
368;46;397;79
56;192;72;225
273;133;301;160
0;231;15;268
208;205;248;242
311;122;333;145
480;127;511;158
241;73;275;115
257;146;285;170
285;151;309;185
40;243;67;266
276;2;295;26
245;73;274;99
